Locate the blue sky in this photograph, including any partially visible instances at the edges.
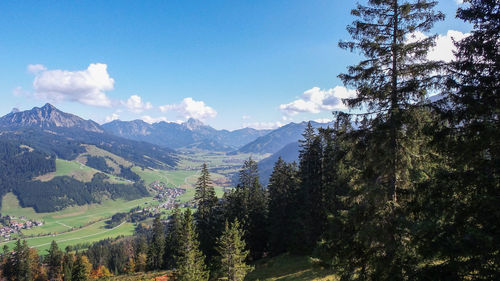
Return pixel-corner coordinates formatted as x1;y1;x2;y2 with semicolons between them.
0;0;470;130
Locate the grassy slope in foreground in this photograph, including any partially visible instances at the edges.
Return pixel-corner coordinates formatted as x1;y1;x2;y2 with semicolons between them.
245;253;337;281
92;254;337;281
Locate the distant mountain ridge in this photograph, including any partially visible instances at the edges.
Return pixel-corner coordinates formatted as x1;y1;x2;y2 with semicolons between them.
0;103;103;133
236;121;331;155
102;118;271;151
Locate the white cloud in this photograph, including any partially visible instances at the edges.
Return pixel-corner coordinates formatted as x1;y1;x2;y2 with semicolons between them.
314;118;331;123
105;113;120;123
456;0;463;4
31;63;114;107
27;64;47;74
242;115;251;120
159;97;217;120
140;115;169;124
280;86;356;116
243;121;283;130
406;30;469;62
122;95;152;113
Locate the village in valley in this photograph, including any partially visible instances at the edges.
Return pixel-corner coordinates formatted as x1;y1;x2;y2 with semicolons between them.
0;215;43;240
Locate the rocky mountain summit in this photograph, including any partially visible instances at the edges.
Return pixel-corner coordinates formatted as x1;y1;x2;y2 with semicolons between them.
0;103;103;133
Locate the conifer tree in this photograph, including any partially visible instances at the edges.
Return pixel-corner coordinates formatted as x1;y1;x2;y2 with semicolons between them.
147;216;165;270
314;113;358;269
12;240;32;281
46;240;63;280
224;158;268;260
71;255;91;281
216;219;253;281
267;157;300;255
297;122;324;251
338;0;444;279
176;209;209;281
62;252;75;281
164;207;182;269
194;163;220;263
417;0;500;279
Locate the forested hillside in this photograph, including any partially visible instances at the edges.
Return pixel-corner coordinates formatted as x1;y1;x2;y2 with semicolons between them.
0;140;149;212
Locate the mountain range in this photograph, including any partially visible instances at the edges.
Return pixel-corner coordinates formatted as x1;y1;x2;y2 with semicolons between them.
101;118;271;151
0;103;332;178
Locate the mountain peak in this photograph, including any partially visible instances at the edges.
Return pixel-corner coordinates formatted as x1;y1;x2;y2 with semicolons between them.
183;118;205;130
0;103;103;133
42;103;57;110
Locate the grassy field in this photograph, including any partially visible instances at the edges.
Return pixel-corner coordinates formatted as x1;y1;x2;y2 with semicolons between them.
0;220;136;253
245;254;338;281
82;144;133;168
35;159;130;184
1;193;154;236
132;167;199;188
176;151;268;170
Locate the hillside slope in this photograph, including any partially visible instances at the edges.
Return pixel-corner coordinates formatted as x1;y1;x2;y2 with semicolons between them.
237;121;329;155
245;254;337;281
258;141;300;186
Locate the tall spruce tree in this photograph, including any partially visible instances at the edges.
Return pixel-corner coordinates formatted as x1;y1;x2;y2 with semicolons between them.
12;240;32;281
314;112;357;268
176;209;209;281
234;158;268;260
297;122;324;251
147;216;165;270
194;163;220;263
216;219;253;281
416;0;500;279
46;240;64;280
267;157;300;256
338;0;444;279
164;207;183;269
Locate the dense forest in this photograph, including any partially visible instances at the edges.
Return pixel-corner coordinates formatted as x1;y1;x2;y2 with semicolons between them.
14;174;149;213
0;0;498;280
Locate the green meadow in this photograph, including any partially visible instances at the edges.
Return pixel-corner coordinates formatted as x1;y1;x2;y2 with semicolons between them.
1;193;154;236
0;219;136;253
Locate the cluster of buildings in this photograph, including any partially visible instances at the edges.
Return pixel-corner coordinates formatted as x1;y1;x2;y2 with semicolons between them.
149;180;166;191
154;187;186;210
0;216;43;240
